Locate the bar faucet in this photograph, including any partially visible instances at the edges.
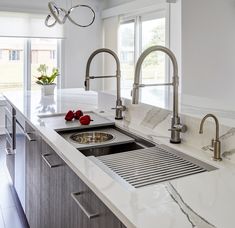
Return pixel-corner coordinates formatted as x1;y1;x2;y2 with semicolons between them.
132;45;187;144
199;114;222;161
85;48;126;120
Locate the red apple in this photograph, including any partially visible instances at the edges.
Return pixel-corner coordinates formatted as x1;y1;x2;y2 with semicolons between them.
79;115;93;125
74;110;83;120
65;110;74;121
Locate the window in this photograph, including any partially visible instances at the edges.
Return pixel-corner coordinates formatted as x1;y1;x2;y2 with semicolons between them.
0;38;24;92
0;37;60;93
9;50;21;61
119;11;169;107
141;17;166;84
119;20;135;90
31;39;58;90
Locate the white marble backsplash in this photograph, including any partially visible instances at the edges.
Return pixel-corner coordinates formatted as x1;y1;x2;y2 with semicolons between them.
118;98;235;165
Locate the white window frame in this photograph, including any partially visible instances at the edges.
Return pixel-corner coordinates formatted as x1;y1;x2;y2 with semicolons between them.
22;38;62;91
118;7;171;106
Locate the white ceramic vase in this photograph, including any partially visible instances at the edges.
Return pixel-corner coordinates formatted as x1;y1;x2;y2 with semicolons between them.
41;84;56;96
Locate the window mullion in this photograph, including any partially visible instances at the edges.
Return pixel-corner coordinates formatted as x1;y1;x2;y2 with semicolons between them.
136;16;143;101
57;39;63;89
24;39;31;91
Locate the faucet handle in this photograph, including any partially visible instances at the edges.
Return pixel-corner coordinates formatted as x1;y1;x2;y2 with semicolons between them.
169;124;187;133
111;105;126;111
211;139;214;146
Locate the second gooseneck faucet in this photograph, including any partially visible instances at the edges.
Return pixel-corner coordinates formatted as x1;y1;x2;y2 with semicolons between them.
85;48;126;120
132;45;187;144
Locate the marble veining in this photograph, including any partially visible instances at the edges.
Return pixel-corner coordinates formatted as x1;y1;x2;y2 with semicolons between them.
140;108;171;129
166;183;216;228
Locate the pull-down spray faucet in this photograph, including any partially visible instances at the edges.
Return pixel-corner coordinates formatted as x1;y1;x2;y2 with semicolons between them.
85;48;126;120
132;45;187;144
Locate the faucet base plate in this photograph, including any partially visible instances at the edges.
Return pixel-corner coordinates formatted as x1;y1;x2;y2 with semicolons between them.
115;117;123;120
212;157;222;161
170;140;181;144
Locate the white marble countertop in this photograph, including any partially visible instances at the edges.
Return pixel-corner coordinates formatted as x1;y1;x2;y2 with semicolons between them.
3;88;235;228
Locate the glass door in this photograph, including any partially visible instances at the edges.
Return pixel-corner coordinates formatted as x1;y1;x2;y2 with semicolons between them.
0;37;24;92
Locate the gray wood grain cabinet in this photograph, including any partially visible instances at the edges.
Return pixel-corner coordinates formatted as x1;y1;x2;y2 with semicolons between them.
40;140;66;228
65;166;126;228
25;122;41;228
25;126;126;228
40;140;126;228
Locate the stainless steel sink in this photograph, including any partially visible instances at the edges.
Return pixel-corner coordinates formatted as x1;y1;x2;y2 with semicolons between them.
79;141;152;157
70;132;115;144
58;125;217;188
59;126;155;153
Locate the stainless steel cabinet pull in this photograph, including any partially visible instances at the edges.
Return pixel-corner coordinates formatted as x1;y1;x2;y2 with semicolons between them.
42;153;63;168
71;192;99;219
25;132;36;142
16;119;36;142
5;148;15;155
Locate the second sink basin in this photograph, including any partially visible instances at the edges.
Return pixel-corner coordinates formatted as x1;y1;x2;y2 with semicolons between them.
79;142;144;157
59;126;155;157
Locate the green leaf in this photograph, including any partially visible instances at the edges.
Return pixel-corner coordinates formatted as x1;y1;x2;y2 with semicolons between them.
36;64;59;85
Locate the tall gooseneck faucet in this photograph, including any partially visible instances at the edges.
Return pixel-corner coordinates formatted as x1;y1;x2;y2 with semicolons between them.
85;48;126;120
132;45;187;144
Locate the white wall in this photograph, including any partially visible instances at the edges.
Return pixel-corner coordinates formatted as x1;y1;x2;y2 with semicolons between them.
104;0;134;8
169;1;181;88
181;0;235;103
63;0;104;91
0;0;48;13
102;16;119;91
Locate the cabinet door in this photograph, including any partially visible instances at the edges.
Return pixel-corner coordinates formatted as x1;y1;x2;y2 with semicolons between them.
15;120;26;210
90;193;125;228
65;167;125;228
25;123;41;228
40;140;66;228
65;166;91;228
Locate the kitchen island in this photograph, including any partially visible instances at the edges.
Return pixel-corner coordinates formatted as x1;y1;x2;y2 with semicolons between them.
4;88;235;228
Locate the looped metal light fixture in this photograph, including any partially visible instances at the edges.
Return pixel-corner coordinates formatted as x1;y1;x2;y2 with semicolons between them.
45;1;95;28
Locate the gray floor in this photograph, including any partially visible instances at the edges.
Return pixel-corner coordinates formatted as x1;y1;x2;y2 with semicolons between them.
0;135;25;228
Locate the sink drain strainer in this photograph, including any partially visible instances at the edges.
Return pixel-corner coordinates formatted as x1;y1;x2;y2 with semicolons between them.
70;132;114;144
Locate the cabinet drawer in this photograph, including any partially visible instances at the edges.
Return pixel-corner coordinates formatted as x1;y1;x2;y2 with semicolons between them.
66;167;125;228
26;132;40;189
